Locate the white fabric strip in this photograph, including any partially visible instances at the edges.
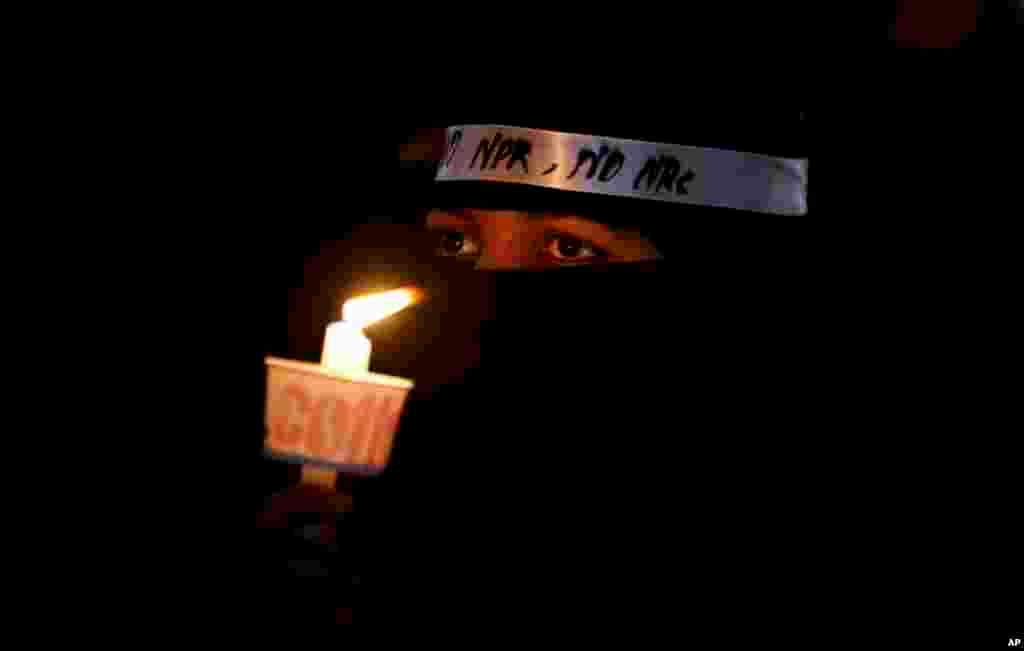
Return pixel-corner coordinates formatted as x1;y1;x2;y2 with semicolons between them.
435;125;808;216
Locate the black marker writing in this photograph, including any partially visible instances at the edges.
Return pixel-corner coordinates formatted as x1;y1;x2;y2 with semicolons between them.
541;163;558;175
443;130;463;169
494;138;530;173
469;132;531;173
470;133;500;169
633;155;696;195
567;144;625;182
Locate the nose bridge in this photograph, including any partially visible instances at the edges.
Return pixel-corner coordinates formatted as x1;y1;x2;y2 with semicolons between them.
477;214;540;270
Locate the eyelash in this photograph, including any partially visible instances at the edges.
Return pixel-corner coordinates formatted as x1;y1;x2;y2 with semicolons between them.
541;232;608;262
434;229;608;263
435;230;481;258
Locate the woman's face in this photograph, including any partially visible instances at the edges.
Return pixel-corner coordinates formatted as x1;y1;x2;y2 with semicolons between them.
425;208;661;270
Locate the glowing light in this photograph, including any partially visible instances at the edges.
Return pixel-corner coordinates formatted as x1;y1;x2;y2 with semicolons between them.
320;287;423;375
341;287;421;330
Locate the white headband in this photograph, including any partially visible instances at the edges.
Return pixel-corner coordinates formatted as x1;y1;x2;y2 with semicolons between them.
435;125;808;216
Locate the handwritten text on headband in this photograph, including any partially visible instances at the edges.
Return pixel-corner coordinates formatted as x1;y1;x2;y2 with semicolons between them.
436;125;808;217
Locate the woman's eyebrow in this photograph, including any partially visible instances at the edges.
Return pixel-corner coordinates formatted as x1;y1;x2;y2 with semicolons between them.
426;210;476;228
543;216;619;248
447;208;483;221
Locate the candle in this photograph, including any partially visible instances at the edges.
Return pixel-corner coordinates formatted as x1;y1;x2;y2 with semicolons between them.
301;287;421;489
319;287;420;375
321;321;371;374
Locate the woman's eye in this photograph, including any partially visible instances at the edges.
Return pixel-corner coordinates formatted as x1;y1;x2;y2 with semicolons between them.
543;233;608;262
436;230;481;258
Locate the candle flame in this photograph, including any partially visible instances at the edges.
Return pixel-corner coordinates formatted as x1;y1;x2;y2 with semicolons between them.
342;287;422;329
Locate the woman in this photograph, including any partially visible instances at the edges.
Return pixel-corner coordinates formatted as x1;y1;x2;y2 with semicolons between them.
232;11;1018;643
354;54;909;645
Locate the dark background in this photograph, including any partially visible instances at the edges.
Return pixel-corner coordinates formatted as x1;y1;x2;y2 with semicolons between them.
12;3;1019;639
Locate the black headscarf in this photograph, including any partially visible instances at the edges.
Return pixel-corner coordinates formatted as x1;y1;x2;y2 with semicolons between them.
361;35;908;645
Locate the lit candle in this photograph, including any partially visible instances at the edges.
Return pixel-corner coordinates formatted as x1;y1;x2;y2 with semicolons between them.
302;287;420;489
320;287;420;376
321;321;371;374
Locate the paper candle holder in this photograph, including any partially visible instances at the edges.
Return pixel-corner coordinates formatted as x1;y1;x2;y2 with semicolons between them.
264;356;413;476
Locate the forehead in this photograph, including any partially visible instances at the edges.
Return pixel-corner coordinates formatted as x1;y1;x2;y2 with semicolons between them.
425;209;619;239
427;207;543;221
425;209;556;235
